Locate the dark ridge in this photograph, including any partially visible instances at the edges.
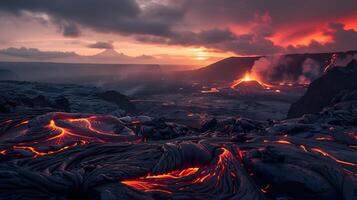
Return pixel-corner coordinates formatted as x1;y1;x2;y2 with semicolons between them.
287;59;357;118
190;51;357;83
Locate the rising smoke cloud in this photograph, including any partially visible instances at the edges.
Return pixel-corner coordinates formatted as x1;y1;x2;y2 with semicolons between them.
250;56;323;84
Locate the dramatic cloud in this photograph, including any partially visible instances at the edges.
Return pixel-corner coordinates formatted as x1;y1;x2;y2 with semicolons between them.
58;21;81;37
0;0;356;56
0;0;181;37
0;47;77;60
87;41;114;49
287;23;357;53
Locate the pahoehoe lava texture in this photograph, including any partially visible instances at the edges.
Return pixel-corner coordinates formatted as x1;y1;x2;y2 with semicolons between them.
0;64;357;199
0;100;356;199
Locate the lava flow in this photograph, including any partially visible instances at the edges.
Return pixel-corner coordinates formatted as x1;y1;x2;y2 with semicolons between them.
46;119;91;143
0;113;142;158
13;140;88;158
311;148;357;167
121;147;240;194
265;139;357;167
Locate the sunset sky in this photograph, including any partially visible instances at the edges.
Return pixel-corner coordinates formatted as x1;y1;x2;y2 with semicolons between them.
0;0;356;65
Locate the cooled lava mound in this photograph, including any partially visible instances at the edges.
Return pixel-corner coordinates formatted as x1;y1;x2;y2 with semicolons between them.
233;80;265;92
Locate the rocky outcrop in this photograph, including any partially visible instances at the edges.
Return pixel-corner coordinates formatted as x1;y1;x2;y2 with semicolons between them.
0;69;17;80
96;90;136;113
288;60;357;118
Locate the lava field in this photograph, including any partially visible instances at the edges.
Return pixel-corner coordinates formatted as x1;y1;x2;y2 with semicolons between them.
0;62;357;200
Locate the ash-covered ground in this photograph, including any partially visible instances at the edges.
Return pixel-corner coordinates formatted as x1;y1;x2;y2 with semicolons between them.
0;61;356;200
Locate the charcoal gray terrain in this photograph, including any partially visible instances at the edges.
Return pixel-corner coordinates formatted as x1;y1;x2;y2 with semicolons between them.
0;61;357;200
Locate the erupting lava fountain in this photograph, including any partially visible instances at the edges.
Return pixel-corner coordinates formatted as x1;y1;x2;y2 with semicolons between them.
230;72;271;91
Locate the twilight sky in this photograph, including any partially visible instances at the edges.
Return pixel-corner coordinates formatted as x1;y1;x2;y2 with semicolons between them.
0;0;356;65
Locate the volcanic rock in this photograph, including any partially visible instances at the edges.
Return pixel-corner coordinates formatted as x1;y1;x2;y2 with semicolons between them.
97;90;136;113
288;59;357;118
0;95;16;113
233;80;265;92
53;96;70;112
0;69;17;80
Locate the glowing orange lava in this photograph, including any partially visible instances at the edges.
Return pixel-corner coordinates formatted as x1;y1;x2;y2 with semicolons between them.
300;145;308;152
230;71;271;89
121;147;238;194
311;148;357;167
0;150;7;155
13;140;88;158
46;120;89;143
265;139;355;167
15;120;29;127
315;137;335;141
275;140;292;144
68;117;118;136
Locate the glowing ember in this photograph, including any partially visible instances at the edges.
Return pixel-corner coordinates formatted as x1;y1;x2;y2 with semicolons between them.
315;137;335;141
201;87;220;93
0;150;6;155
274;140;291;144
260;184;271;193
300;145;308;152
263;139;292;144
121;147;239;194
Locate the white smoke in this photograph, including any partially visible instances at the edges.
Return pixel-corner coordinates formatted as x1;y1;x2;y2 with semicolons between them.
250;56;283;82
298;58;321;84
250;56;323;84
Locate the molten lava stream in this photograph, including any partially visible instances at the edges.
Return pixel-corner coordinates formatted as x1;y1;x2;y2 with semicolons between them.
311;148;357;167
121;147;240;194
67;117;119;136
46;119;92;143
45;117;139;143
13;140;88;158
265;139;356;167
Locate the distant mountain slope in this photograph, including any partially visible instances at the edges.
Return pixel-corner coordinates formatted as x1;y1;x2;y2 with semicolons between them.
0;62;162;82
193;56;260;81
191;51;357;83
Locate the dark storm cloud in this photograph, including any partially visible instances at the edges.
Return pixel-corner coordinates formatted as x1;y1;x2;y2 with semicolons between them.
287;23;357;53
181;0;357;28
0;0;182;37
0;0;357;55
56;21;81;37
213;34;284;55
0;47;78;60
137;28;283;55
136;29;236;45
87;41;114;49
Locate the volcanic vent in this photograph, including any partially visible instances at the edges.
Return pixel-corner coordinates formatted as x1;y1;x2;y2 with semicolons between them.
231;72;269;92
